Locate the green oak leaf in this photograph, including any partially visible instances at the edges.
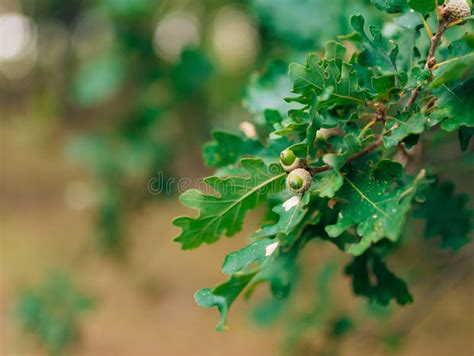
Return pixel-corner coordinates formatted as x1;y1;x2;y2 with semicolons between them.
309;170;344;198
372;74;399;96
253;194;311;245
173;159;286;249
430;79;474;131
431;53;474;88
289;41;367;109
406;67;430;90
414;181;472;250
431;38;474;88
345;15;399;73
323;134;362;170
222;238;276;275
198;239;301;331
250;241;300;299
270;110;312;138
407;0;435;14
345;251;413;306
195;271;257;332
325;160;425;255
383;111;440;148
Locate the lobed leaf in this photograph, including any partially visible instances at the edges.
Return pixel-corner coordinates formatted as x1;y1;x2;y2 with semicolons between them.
346;15;399;73
289;41;367;109
173;159;286;249
254;194;311;246
326;160;426;255
309;170;344;198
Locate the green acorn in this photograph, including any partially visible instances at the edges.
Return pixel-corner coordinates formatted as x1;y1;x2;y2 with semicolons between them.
442;0;472;22
286;168;312;193
280;149;304;172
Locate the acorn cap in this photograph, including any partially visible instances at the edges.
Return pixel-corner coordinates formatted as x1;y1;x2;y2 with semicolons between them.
286;168;312;193
443;0;472;22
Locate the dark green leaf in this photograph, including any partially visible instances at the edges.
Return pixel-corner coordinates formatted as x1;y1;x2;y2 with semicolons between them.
383;111;437;148
326;160;426;255
415;181;472;250
345;252;413;306
346;15;399;72
289;42;367;109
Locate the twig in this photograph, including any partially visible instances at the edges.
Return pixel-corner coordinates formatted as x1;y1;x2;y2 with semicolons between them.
405;18;447;111
308;11;447;176
309;137;384;175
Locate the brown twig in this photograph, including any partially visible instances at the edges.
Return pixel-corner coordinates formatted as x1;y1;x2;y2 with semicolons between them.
309;137;384;175
308;11;447;177
405;18;447;110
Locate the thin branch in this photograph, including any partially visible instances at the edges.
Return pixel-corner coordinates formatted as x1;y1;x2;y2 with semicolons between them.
405;18;447;111
308;12;447;177
309;137;384;175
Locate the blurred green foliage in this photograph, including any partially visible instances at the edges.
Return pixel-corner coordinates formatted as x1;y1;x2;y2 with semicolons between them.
15;274;93;356
5;0;473;354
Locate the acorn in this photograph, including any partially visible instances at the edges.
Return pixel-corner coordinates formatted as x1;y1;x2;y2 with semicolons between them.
286;168;312;193
280;149;304;172
442;0;472;23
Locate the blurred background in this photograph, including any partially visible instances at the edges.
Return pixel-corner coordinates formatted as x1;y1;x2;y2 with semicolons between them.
0;0;472;355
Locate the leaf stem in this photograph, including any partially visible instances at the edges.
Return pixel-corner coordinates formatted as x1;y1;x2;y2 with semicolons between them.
421;16;433;38
357;119;377;140
431;52;474;69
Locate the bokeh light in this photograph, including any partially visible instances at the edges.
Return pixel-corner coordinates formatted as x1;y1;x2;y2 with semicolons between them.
154;12;200;62
0;12;37;79
211;5;259;74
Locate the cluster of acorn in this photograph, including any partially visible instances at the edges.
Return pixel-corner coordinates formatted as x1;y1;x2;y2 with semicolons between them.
280;149;313;194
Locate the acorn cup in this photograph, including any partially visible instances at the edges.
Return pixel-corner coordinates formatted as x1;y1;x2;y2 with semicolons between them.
286;168;312;193
442;0;472;23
